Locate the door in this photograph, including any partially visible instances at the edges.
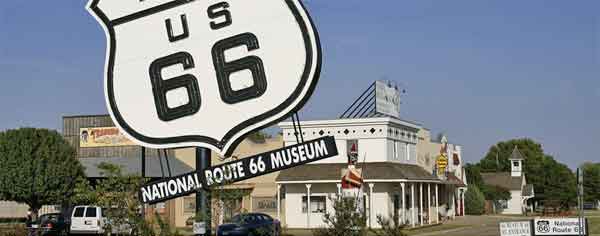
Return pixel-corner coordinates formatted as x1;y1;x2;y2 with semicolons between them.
83;207;101;232
70;207;85;232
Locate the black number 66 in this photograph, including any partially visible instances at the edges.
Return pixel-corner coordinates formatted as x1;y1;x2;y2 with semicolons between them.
149;32;267;122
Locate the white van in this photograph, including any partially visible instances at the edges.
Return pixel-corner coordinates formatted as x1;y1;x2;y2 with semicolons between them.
69;206;103;234
70;205;133;235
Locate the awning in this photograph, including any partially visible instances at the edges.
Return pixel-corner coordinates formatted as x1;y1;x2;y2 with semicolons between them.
445;173;466;187
276;162;439;183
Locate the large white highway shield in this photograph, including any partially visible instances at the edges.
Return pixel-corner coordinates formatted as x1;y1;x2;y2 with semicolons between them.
88;0;321;156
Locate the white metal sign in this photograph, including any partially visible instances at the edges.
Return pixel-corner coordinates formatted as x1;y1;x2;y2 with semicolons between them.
375;80;400;118
534;218;587;236
193;222;206;234
500;221;531;236
88;0;321;156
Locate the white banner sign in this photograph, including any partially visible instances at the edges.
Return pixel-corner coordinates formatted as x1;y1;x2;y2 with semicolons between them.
534;218;587;236
500;221;531;236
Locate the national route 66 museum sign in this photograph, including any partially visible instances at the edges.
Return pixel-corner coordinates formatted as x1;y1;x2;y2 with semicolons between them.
87;0;321;156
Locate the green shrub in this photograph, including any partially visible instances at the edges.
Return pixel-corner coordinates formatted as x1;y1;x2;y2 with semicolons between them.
313;197;367;236
465;185;486;215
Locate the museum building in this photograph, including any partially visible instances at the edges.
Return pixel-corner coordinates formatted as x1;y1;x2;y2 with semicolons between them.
275;116;468;229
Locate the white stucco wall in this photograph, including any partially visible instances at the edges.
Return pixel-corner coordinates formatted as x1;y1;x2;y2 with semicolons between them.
503;190;523;215
283;183;404;229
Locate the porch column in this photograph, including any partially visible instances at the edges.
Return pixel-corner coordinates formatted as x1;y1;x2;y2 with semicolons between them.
400;183;406;225
306;184;311;228
369;183;374;228
435;184;439;224
461;190;465;217
277;184;281;220
450;190;455;220
420;183;423;226
427;183;431;224
411;183;415;227
336;183;342;199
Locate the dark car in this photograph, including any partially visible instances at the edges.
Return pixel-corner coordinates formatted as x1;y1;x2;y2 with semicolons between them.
217;213;280;236
37;213;69;236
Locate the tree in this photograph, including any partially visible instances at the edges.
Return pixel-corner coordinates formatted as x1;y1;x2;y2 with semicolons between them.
479;139;575;205
464;185;485;215
464;163;483;187
313;197;367;236
0;128;84;219
582;162;600;203
480;185;511;202
541;156;576;207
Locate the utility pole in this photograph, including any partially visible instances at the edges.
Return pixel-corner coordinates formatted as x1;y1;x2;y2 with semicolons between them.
495;147;500;172
577;167;584;236
196;148;212;236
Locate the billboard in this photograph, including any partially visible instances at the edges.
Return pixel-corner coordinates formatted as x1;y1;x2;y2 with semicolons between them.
79;127;136;147
375;80;400;118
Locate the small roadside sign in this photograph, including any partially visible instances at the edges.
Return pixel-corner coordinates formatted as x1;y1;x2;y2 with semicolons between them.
500;221;531;236
193;222;206;235
534;218;587;236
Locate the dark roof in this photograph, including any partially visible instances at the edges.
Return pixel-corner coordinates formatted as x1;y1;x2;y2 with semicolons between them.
522;184;534;197
447;173;466;187
480;172;523;190
276;162;438;182
80;156;193;178
509;146;525;160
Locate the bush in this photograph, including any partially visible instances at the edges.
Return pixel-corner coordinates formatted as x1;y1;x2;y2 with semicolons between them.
313;197;367;236
465;185;485;215
369;215;407;236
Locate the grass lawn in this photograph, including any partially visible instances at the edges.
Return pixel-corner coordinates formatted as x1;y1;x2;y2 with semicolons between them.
589;217;600;236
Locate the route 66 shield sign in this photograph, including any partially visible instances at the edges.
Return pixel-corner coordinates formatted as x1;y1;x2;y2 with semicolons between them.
87;0;321;156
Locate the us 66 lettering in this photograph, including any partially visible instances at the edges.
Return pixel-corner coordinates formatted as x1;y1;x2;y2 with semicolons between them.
149;1;267;121
249;156;266;174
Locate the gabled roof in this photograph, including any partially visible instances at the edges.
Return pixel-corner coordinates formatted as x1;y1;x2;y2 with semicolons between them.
79;156;193;178
276;162;438;182
480;172;524;191
509;146;525;160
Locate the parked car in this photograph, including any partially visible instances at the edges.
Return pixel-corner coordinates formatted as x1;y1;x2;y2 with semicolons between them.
217;213;280;236
69;205;132;235
34;213;69;236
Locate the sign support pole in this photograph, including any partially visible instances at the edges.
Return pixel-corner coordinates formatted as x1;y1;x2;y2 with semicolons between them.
141;146;146;218
196;147;212;236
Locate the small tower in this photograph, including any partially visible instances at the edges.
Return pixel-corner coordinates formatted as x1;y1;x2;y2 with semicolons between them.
509;146;525;177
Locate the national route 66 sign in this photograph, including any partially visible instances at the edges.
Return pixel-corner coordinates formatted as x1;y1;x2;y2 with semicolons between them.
87;0;321;156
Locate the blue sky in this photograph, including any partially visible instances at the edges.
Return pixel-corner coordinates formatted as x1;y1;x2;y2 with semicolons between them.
0;0;598;169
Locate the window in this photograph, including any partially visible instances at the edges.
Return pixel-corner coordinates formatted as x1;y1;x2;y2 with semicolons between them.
406;143;411;161
498;200;509;209
302;196;326;213
184;197;196;213
513;161;519;167
73;207;84;217
392;141;398;159
85;207;97;217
